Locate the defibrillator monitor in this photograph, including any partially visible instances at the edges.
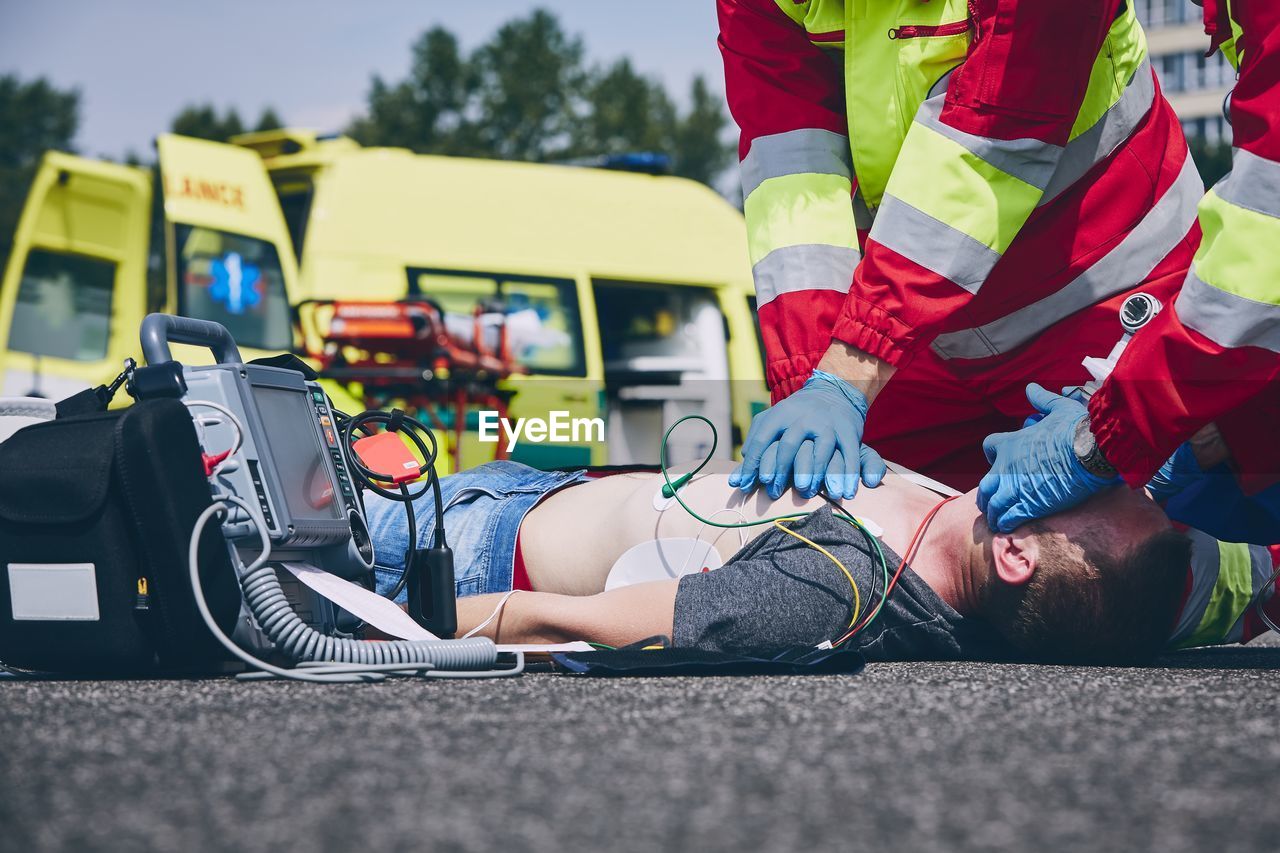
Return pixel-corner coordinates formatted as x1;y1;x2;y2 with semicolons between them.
137;313;372;579
251;384;343;523
244;369;356;538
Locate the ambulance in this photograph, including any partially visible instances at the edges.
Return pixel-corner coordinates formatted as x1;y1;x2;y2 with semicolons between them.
0;131;767;467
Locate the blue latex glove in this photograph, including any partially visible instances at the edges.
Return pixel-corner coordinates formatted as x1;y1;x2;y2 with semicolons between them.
1146;442;1202;506
978;383;1119;532
1020;386;1089;428
729;369;886;500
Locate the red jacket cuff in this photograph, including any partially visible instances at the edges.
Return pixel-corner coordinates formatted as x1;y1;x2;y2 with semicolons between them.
831;296;917;369
1088;388;1168;487
765;350;826;403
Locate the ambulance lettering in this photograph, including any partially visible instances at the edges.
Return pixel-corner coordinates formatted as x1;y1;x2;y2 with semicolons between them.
164;174;247;210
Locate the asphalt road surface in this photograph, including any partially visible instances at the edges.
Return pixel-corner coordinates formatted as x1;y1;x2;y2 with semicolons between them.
2;639;1277;853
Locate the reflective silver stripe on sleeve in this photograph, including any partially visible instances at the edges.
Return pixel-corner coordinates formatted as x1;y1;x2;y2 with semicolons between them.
868;194;1002;295
1175;267;1280;353
1251;546;1277;601
751;243;860;307
1168;529;1222;647
1212;147;1280;217
915;96;1062;192
1040;58;1156;205
932;154;1201;360
740;128;853;200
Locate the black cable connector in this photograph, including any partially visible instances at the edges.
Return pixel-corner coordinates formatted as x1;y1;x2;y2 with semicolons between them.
409;543;457;639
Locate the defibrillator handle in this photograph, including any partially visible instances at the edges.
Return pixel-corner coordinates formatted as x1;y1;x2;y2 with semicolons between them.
140;314;244;366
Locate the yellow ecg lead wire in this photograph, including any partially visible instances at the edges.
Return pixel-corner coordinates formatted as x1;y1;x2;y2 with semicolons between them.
771;518;861;628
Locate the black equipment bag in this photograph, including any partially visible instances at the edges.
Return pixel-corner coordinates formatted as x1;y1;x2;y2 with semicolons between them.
0;399;241;675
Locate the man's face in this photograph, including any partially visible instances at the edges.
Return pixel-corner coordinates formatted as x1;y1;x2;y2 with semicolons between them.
1042;485;1172;551
980;485;1172;590
976;486;1190;664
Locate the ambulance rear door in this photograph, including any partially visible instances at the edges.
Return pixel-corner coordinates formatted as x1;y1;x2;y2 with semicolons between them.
0;152;151;404
156;133;299;362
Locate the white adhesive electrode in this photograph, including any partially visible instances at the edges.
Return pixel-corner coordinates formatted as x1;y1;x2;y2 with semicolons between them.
605;538;726;591
653;481;682;511
846;515;884;539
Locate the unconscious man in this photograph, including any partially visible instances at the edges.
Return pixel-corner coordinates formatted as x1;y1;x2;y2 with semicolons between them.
364;460;1191;664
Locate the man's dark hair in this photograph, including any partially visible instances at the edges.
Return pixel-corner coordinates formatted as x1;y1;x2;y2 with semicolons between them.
980;526;1191;665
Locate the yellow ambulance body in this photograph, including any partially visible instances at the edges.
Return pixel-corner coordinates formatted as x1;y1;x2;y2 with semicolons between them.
0;130;767;465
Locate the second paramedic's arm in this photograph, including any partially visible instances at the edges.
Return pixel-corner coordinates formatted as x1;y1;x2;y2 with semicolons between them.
455;583;678;648
1089;0;1280;484
831;0;1120;373
1167;532;1280;651
1145;391;1280;547
718;0;861;402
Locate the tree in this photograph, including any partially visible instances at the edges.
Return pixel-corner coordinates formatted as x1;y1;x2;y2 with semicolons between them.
572;58;678;158
346;26;480;155
671;76;732;186
169;103;285;142
254;107;284;133
0;75;80;274
346;10;733;187
469;10;586;162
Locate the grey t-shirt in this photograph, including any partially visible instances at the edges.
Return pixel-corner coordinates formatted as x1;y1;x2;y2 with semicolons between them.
672;505;1010;662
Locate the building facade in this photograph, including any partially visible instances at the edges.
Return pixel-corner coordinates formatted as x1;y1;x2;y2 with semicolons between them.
1136;0;1235;143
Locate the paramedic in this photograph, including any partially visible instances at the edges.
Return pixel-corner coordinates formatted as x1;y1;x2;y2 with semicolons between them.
721;0;1202;500
978;0;1280;546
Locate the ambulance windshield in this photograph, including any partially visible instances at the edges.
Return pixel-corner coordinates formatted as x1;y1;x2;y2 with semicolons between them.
175;224;292;351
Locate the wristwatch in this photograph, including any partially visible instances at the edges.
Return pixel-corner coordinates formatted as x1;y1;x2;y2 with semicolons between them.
1072;417;1118;479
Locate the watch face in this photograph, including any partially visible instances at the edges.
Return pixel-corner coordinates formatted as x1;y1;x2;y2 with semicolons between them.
1072;419;1095;460
1120;293;1159;334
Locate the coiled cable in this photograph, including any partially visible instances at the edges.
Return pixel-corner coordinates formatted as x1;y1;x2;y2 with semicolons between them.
0;397;56;421
189;494;519;682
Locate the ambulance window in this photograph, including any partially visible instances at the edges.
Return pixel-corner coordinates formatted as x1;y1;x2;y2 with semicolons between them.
7;249;115;361
592;279;728;376
408;268;586;376
174;224;292;351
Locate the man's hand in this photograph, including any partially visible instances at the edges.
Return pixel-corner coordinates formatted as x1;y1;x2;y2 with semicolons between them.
1145;424;1228;505
731;340;893;500
729;368;886;500
978;384;1120;532
1145;443;1203;506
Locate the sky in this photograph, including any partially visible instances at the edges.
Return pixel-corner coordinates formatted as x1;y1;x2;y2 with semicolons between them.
0;1;727;161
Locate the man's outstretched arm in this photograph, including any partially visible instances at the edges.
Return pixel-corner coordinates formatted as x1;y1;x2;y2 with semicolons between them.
456;581;679;647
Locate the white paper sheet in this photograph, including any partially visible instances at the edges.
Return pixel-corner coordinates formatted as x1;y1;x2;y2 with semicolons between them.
281;562;440;641
885;461;963;497
280;565;599;652
496;642;595;654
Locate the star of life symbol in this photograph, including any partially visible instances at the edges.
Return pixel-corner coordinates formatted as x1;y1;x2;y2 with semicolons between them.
209;251;262;315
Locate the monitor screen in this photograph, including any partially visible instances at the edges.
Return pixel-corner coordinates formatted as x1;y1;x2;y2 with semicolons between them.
252;385;343;523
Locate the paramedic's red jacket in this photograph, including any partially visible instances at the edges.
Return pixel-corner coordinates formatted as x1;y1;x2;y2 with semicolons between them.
1090;0;1280;490
720;0;1199;399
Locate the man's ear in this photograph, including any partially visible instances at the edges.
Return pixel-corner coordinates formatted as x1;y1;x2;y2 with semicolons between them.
991;532;1040;587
